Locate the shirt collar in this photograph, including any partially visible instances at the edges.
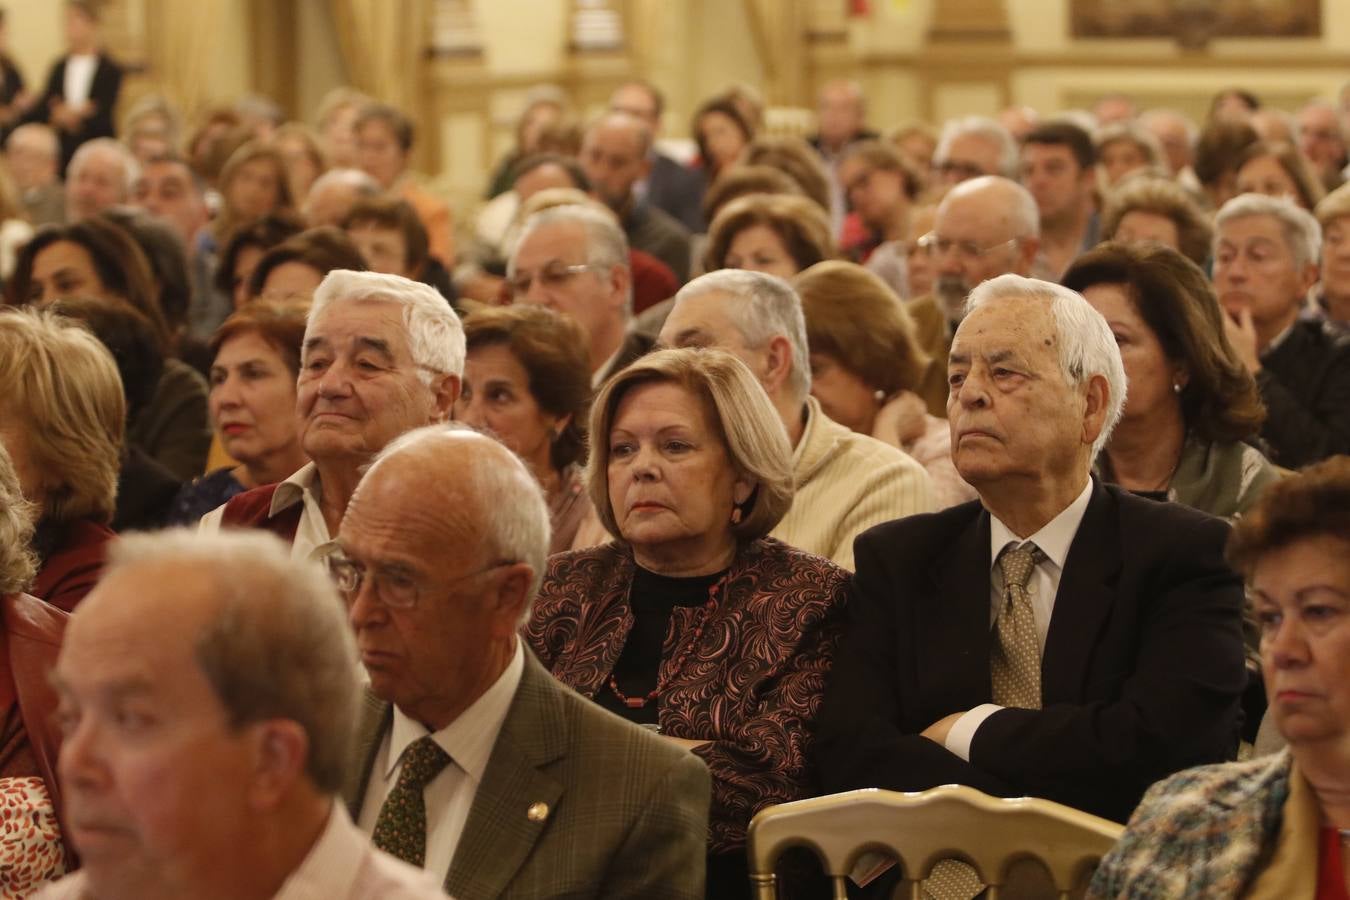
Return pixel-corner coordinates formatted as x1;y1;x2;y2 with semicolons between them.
384;640;525;785
988;478;1093;574
269;461;320;517
273;802;364;899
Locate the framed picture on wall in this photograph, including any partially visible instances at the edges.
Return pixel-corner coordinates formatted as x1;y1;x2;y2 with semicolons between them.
1071;0;1320;42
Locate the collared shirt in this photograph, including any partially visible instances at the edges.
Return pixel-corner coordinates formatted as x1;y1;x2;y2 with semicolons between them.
945;478;1094;761
357;641;525;880
198;462;338;564
63;54;97;108
33;803;448;900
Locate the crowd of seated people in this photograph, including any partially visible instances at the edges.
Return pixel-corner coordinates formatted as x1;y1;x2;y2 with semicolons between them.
3;13;1350;893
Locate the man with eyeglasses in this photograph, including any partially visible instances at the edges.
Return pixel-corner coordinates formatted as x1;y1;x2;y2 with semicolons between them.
930;116;1019;189
908;176;1041;416
508;203;656;387
336;424;711;899
200;270;462;561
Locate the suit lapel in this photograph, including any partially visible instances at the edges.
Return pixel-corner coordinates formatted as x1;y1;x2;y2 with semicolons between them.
920;509;994;714
342;689;392;820
445;651;566;898
1041;482;1123;704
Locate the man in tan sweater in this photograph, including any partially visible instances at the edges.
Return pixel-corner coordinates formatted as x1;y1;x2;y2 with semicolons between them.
659;269;934;570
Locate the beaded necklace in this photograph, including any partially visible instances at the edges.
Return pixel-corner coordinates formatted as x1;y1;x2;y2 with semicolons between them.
606;571;728;709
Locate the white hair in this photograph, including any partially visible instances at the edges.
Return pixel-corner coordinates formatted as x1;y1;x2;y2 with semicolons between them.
510;204;633;317
965;274;1127;460
1215;193;1323;270
674;269;812;402
1139;108;1199;147
309;269;465;379
69;137;139;196
5;123;58;160
935;116;1019;178
104;528;359;793
942;175;1041;238
369;425;550;623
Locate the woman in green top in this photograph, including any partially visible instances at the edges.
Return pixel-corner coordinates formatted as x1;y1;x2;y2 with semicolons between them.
1063;240;1280;520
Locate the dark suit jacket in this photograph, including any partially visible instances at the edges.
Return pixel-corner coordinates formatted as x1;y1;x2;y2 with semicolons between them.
28;52;123;170
645;153;707;233
1257;317;1350;468
343;649;711;900
815;481;1247;824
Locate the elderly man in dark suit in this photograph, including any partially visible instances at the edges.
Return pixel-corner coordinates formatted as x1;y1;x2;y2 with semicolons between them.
338;424;710;900
816;274;1247;890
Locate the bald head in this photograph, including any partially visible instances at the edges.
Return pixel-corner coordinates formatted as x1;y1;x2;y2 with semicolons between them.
580;112;653;211
932;176;1041;323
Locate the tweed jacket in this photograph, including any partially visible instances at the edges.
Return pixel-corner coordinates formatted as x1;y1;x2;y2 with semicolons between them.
526;537;851;853
1088;751;1306;899
343;648;711;900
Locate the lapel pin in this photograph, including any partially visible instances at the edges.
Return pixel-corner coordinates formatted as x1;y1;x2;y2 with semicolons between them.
527;801;550;823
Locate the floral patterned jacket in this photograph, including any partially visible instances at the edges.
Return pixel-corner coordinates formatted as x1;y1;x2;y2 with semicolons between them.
525;537;851;853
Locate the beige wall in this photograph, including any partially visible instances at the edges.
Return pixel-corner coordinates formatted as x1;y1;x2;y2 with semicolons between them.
8;2;64;93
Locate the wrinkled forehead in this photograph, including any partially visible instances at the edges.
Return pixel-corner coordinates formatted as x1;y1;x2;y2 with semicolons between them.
513;220;588;268
953;294;1057;354
305;297;414;355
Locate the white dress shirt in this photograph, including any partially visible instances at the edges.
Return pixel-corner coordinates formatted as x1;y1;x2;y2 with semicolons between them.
62;54;97;109
944;479;1094;761
358;641;525;880
199;462;339;564
34;803;449;900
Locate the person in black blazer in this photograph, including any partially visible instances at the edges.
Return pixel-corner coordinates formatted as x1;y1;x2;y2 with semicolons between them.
815;273;1248;827
27;1;123;172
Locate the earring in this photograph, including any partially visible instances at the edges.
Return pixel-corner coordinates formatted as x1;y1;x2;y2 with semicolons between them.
873;389;886;403
1172;382;1184;394
730;505;744;526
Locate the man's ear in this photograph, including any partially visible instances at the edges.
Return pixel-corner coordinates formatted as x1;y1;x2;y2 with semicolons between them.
431;374;461;421
760;335;796;396
608;264;632;315
1081;373;1111;448
246;720;309;812
490;563;535;635
1015;236;1041;276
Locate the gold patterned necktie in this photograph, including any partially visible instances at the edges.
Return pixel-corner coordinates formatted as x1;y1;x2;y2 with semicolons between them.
991;541;1046;710
372;735;453;868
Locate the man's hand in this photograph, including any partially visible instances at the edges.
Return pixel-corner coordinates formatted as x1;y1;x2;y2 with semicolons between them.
1223;307;1262;375
920;712;964;746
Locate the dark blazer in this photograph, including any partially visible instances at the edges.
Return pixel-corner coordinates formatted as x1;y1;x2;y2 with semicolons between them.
28;52;123;170
815;481;1247;825
645;153;707;233
1257;317;1350;468
343;649;711;900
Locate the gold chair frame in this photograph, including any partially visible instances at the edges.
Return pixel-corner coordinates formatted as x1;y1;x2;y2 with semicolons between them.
746;784;1124;899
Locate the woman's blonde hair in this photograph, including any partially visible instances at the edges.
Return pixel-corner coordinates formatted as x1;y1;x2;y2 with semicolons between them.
704;193;836;274
0;308;125;524
0;443;37;595
586;348;794;543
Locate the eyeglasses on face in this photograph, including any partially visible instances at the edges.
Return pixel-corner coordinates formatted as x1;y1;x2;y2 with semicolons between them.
916;233;1020;263
327;553;513;609
507;262;600;298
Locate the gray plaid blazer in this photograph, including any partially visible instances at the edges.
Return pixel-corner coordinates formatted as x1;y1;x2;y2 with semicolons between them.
343;648;711;899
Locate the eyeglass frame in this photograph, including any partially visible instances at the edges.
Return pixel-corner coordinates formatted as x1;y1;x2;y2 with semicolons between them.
327;551;515;610
506;262;605;298
916;232;1022;263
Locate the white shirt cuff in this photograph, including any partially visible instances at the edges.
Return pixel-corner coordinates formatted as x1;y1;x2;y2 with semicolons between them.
943;703;1003;761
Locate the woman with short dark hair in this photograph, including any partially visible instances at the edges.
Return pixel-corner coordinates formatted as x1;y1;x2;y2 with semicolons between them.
457;305;596;553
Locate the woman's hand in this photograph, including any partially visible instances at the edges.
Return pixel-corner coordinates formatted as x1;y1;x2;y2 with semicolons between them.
872;391;928;448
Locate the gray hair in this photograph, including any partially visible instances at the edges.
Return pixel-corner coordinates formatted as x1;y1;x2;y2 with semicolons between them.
586;111;653;157
942;175;1041;239
1094;121;1165;168
0;444;37;595
309;269;466;379
104;528;359;794
1139;108;1199;148
965;274;1127;460
511;204;633;317
1215;192;1323;270
934;116;1019;178
369;424;550;622
5;123;58;160
674;269;812;402
69;137;139;197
